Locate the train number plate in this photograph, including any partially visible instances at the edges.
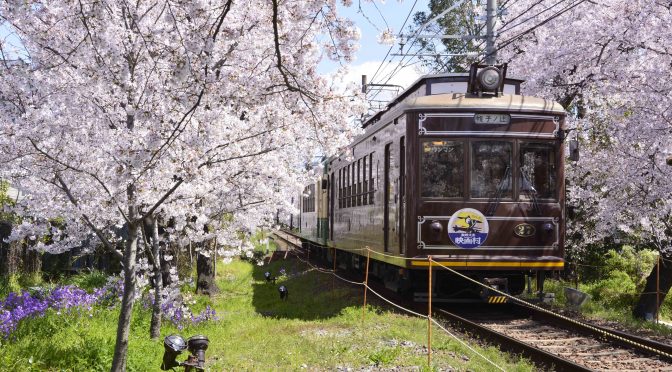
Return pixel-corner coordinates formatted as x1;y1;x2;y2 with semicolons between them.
514;223;536;237
474;114;510;125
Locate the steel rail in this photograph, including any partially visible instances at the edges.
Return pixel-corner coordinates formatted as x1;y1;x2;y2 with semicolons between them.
436;308;590;372
511;302;672;363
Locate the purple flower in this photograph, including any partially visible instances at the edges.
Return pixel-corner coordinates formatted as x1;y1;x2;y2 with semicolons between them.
1;280;123;339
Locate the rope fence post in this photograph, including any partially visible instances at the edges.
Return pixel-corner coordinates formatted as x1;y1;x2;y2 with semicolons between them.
427;256;433;368
362;248;371;322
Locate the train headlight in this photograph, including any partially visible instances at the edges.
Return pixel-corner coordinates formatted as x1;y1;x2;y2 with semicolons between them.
477;66;502;91
430;220;443;235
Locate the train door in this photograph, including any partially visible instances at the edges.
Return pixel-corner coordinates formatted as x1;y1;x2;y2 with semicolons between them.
384;143;391;252
330;172;335;240
399;136;405;254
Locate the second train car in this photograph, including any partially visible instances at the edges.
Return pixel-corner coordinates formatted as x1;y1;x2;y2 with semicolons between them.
291;64;567;301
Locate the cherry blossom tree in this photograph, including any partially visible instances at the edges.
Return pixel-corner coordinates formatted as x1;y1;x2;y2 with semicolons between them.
0;1;364;369
498;0;672;319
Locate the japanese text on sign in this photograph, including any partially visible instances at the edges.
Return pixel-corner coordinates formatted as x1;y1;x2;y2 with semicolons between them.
474;114;510;125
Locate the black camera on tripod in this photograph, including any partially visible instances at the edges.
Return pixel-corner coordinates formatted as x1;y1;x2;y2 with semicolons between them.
161;334;209;371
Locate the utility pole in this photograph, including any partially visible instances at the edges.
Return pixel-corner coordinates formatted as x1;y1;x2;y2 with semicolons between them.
485;0;497;65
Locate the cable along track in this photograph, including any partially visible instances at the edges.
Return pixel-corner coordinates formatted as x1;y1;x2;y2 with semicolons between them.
437;306;672;371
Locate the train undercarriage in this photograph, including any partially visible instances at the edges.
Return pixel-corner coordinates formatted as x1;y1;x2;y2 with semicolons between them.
303;240;550;304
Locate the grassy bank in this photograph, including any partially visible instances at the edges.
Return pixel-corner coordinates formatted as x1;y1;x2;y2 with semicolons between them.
1;255;534;371
541;246;672;335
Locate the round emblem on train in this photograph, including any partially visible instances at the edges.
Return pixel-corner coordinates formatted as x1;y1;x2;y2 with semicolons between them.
447;208;489;249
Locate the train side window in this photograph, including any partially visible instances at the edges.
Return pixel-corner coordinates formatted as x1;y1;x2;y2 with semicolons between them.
363;156;368;205
369;152;374;204
520;142;556;199
346;164;351;208
338;168;342;209
351;162;356;207
302;185;315;212
420;140;464;198
357;159;362;206
471;141;512;199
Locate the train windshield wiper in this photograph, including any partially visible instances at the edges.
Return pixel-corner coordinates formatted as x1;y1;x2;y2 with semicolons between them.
485;166;511;216
520;168;542;216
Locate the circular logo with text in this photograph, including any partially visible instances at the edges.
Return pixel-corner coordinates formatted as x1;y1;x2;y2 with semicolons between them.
448;208;489;249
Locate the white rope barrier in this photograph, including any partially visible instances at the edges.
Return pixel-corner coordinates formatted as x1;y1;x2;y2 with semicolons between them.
431;318;506;372
273;236;508;370
429;259;672;360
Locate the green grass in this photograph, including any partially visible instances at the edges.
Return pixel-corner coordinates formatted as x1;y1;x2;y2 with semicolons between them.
543;278;672;337
1;257;534;371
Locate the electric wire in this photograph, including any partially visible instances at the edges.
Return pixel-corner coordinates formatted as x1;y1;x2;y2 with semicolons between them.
368;0;419;85
498;0;570;34
369;0;553;87
495;0;590;52
357;0;384;32
371;0;391;31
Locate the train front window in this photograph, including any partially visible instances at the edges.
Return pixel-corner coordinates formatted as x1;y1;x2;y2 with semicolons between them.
420;140;464;198
520;142;556;199
471;141;512;199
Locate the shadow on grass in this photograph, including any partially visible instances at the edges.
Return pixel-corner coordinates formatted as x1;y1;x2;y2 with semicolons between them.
250;252;365;321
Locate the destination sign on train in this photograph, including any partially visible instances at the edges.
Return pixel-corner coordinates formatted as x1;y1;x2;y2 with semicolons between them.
474;114;510;125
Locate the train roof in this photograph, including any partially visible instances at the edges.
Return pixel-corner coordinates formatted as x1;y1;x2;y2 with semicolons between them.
363;73;566;128
400;93;566;114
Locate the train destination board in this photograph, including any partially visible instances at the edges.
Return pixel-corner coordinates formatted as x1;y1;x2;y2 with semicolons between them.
474;113;510;125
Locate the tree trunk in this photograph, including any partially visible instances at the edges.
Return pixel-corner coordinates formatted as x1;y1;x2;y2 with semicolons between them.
196;240;218;295
111;185;139;372
160;243;174;288
0;222;11;277
633;253;672;320
149;218;163;340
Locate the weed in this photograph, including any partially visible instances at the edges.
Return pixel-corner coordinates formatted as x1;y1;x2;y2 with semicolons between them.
368;347;401;366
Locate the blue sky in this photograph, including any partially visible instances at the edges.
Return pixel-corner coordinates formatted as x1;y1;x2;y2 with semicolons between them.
321;1;430;96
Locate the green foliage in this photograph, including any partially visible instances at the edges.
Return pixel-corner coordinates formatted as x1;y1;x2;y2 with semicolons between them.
410;0;481;72
64;271;109;292
0;273;45;298
587;270;637;307
0;180;17;222
1;258;535;371
601;246;657;286
368;347;401;366
546;246;672;329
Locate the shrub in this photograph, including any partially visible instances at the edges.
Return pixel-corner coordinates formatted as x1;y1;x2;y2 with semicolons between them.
585;270;637;308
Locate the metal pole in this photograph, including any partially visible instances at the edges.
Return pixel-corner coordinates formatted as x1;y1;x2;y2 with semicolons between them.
362;248;371;322
427;256;433;368
485;0;497;65
657;254;660;323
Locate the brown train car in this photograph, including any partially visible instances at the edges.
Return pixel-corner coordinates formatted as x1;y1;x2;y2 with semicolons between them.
294;67;567;300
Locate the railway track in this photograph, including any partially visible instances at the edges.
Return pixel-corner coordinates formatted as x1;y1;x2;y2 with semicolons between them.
273;231;672;371
438;304;672;371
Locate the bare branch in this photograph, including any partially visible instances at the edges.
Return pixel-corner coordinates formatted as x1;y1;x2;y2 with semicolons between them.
55;173;123;260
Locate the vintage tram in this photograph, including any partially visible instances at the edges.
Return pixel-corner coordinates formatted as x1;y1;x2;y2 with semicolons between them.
290;64;567;300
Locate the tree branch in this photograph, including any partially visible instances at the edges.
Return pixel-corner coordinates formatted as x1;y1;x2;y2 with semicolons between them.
55;173;123;260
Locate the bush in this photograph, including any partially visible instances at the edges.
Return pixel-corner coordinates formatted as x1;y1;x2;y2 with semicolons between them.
585;270;638;308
